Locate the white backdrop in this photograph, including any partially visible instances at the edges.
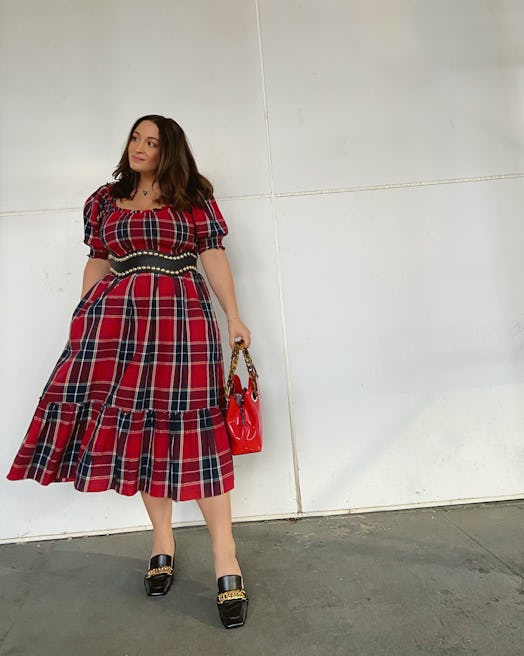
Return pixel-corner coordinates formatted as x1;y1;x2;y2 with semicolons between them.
1;0;523;543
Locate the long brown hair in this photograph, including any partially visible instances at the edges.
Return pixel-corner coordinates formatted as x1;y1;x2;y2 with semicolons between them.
111;114;214;210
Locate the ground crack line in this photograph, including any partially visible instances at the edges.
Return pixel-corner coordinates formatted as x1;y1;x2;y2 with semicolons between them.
436;509;523;580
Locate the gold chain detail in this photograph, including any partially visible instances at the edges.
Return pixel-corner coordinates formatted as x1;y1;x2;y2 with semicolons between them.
225;340;259;399
217;589;247;604
145;565;173;578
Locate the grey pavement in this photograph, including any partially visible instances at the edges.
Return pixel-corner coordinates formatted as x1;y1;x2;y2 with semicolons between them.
0;500;522;656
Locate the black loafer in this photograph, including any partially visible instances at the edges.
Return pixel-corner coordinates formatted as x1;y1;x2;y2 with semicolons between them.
144;552;175;596
216;574;248;628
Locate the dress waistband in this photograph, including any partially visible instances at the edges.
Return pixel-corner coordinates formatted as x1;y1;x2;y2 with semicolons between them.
108;250;198;277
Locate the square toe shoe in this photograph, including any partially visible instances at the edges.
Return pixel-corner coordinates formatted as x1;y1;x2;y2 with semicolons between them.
216;574;249;628
144;553;175;596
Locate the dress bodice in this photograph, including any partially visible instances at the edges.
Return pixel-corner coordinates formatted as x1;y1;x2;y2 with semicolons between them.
83;182;228;260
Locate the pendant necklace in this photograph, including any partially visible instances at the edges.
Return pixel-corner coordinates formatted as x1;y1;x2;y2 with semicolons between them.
138;183;155;197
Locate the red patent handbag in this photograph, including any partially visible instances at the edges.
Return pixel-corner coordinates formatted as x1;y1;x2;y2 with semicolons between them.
225;339;262;455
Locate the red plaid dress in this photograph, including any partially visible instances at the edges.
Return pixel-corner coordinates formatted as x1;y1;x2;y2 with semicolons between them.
6;182;234;501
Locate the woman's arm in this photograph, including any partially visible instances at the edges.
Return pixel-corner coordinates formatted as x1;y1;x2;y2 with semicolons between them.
81;257;111;298
199;248;251;348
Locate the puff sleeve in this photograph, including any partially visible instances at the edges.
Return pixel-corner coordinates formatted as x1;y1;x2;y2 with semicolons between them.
83;183;110;259
193;197;229;254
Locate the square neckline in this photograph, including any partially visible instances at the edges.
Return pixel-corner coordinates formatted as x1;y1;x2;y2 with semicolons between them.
110;193;169;213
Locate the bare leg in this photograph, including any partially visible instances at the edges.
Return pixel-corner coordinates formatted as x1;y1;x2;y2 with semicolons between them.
140;491;175;558
196;491;242;581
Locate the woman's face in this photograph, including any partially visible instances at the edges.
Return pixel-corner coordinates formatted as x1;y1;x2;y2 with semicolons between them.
127;120;161;175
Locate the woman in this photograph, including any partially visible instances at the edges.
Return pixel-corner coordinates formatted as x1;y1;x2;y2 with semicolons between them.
6;114;251;629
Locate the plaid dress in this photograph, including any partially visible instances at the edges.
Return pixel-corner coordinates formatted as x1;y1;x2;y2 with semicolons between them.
6;182;234;501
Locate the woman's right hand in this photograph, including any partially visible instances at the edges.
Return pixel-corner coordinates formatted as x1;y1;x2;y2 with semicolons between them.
81;257;111;298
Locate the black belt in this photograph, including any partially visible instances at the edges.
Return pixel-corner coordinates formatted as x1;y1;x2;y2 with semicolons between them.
108;250;198;277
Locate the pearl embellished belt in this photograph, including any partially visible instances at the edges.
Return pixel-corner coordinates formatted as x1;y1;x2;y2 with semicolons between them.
108;250;198;277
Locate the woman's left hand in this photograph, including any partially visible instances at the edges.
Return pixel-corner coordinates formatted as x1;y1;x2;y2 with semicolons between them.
227;317;251;349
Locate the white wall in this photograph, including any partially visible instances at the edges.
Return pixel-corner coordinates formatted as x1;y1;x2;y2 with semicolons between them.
1;0;523;543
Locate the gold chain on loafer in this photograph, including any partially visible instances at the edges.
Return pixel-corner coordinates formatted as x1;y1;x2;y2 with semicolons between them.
145;565;174;579
217;589;248;603
143;550;175;596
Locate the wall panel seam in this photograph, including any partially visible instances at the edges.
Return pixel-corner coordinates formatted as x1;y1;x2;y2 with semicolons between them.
255;0;303;514
2;172;523;218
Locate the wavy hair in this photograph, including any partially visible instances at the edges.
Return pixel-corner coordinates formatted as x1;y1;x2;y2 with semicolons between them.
111;114;214;210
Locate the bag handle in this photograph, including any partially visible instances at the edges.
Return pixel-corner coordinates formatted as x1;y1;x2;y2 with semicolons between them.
225;339;259;399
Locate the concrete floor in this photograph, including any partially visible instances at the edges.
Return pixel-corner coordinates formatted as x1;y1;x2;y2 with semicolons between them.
0;500;522;656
